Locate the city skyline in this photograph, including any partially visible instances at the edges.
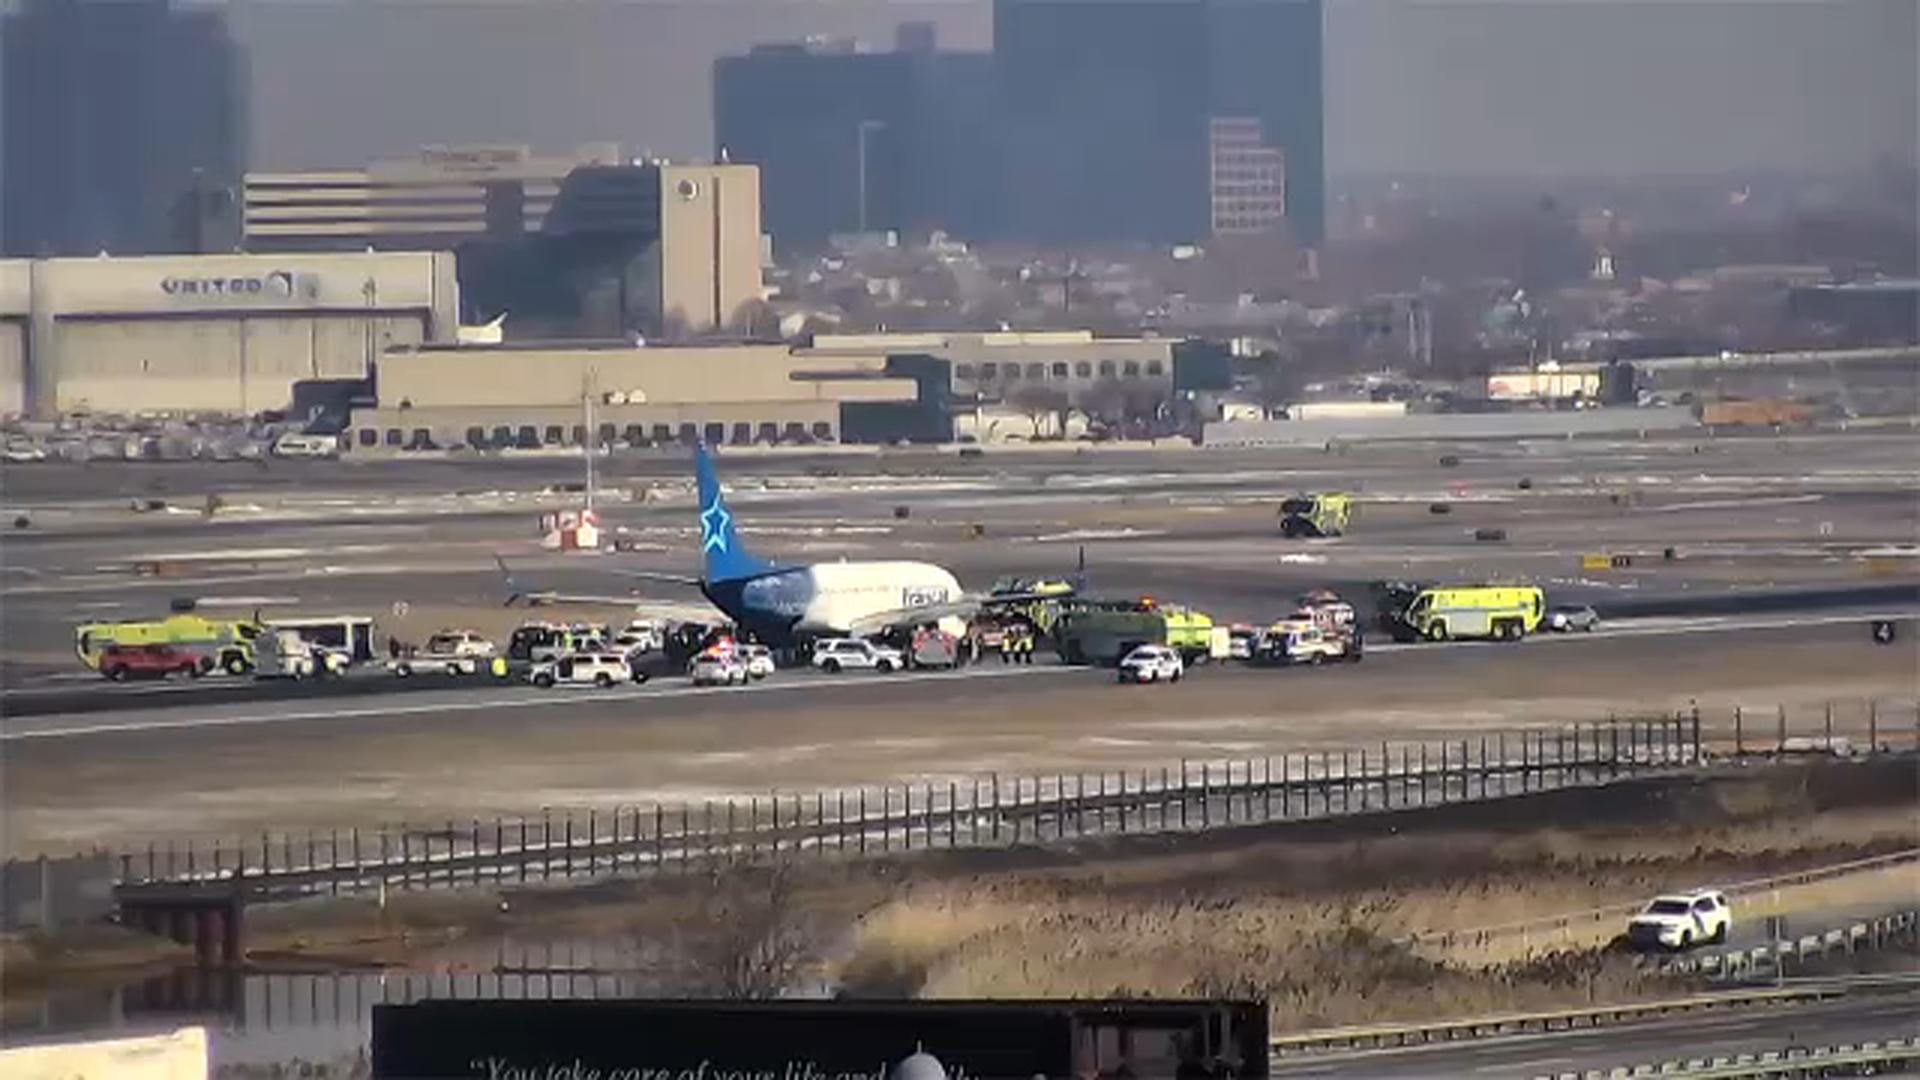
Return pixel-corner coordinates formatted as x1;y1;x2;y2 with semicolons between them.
207;0;1914;181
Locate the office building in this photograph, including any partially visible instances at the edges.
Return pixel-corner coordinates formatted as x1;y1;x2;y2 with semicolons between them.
994;0;1210;246
713;28;1000;253
2;0;247;258
0;252;458;418
992;0;1323;247
1207;0;1324;245
459;161;764;338
345;343;929;450
1209;117;1287;236
242;144;626;253
246;151;763;340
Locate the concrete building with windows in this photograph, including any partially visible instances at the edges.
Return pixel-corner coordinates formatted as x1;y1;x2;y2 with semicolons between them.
0;252;458;418
245;149;763;339
808;330;1176;403
2;0;248;258
1208;117;1287;237
242;144;626;253
344;343;925;451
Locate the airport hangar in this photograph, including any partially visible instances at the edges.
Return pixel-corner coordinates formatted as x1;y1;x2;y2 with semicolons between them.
0;251;459;419
0;158;767;420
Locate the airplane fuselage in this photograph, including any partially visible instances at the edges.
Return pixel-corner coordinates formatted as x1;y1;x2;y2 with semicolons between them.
701;560;962;645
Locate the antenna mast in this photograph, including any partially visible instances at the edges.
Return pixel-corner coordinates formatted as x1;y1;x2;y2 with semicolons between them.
583;372;596;512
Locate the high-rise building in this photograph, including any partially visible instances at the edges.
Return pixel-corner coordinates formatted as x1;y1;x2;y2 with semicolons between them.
243;144;627;253
1207;0;1324;245
994;0;1210;246
458;162;764;339
2;0;247;257
713;29;1000;254
1209;117;1287;236
714;41;918;253
993;0;1323;247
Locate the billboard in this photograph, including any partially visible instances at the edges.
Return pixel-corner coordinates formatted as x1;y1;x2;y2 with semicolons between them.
371;999;1268;1080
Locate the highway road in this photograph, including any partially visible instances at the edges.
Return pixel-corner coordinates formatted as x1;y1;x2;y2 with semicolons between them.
1270;990;1920;1077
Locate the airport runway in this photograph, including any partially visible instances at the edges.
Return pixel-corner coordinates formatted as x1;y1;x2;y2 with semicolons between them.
4;432;1916;853
1270;990;1920;1077
5;614;1914;855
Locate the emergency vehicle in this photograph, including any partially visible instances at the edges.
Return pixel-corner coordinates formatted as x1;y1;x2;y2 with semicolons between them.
1377;583;1545;642
1053;596;1217;666
1278;493;1352;538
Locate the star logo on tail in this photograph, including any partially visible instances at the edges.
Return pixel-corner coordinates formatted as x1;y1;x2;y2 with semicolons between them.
700;500;731;554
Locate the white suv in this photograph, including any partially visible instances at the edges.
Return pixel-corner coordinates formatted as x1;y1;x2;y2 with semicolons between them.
690;653;750;687
741;644;776;680
812;638;904;673
1627;889;1730;951
1117;645;1184;684
424;630;496;658
530;652;639;689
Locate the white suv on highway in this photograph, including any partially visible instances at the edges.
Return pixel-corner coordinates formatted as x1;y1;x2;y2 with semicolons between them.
1627;889;1730;951
811;638;905;673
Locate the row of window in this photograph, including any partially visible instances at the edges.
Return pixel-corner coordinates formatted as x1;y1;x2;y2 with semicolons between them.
350;420;835;451
953;359;1165;383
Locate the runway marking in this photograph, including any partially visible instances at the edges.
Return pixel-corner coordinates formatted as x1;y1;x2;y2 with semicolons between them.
2;609;1911;743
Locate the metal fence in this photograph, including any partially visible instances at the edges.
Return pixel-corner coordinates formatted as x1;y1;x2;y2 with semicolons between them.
98;717;1702;901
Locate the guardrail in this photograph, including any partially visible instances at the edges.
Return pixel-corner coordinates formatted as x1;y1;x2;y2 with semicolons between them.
1672;909;1920;983
1537;1036;1920;1079
1413;848;1920;954
78;717;1701;908
1268;986;1849;1057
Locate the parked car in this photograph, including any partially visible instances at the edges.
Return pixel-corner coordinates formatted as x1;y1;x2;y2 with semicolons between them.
423;629;496;657
690;653;750;687
811;638;905;673
740;644;776;681
1227;626;1258;661
1117;644;1184;684
617;620;663;654
529;652;639;689
99;643;205;681
1548;604;1600;633
1626;889;1730;951
389;654;482;678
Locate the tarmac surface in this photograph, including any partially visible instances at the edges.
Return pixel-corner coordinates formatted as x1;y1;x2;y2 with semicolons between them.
3;432;1917;855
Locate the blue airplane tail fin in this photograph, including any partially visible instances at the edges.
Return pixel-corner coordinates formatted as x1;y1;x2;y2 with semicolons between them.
695;443;772;583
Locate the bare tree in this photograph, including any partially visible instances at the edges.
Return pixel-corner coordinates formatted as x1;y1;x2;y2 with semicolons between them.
1079;378;1130;429
671;861;825;999
1008;383;1071;439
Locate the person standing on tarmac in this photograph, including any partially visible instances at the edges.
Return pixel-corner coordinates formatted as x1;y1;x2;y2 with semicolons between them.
999;627;1014;664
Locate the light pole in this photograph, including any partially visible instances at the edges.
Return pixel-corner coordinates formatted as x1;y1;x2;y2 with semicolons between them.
856;119;885;234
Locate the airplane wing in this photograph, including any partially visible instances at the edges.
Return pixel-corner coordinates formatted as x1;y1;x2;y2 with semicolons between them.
602;567;705;588
495;555;702;608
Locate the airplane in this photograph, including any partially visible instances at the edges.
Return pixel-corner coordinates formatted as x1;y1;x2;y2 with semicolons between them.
499;444;1076;650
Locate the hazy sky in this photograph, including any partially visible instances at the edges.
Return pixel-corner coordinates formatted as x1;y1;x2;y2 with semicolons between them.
214;0;1920;178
